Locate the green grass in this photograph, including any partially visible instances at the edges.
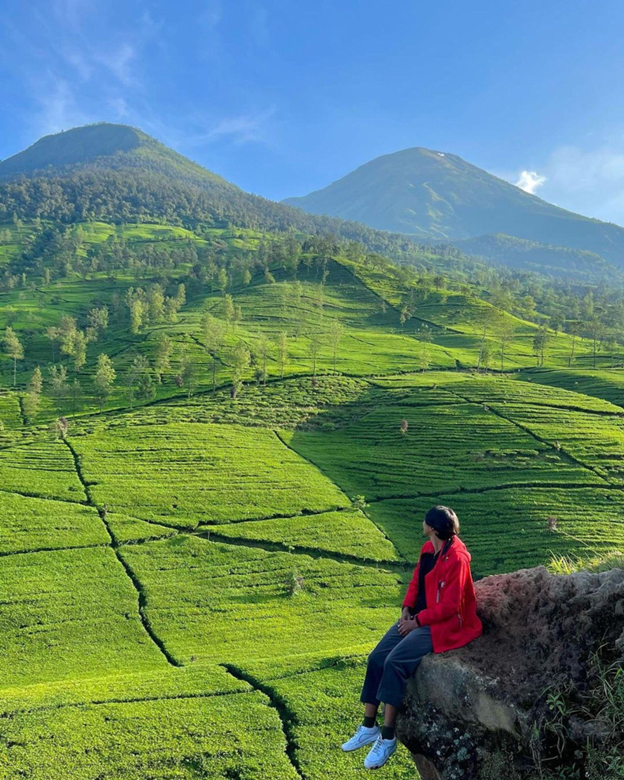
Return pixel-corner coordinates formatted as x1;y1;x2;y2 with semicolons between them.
238;655;418;779
72;422;350;528
0;547;167;688
3;219;624;776
0;663;247;713
120;535;403;666
203;508;402;563
0;392;23;428
283;399;601;502
0;691;299;779
366;487;624;574
520;367;624;409
0;437;86;501
0;491;107;554
492;403;624;483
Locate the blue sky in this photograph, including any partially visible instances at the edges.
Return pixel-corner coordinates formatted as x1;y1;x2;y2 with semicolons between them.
1;0;624;223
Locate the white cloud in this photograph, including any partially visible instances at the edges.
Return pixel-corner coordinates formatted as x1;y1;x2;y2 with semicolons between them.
94;41;137;85
515;170;547;194
183;107;278;147
33;76;92;135
537;140;624;224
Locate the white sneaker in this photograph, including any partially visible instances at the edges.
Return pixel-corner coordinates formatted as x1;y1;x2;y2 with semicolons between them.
364;735;397;769
341;724;380;752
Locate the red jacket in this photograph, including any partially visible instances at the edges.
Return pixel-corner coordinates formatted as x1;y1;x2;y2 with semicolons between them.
402;536;482;653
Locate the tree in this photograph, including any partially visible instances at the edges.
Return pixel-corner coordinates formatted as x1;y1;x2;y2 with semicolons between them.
146;286;165;324
86;306;109;342
566;321;581;367
130;298;145;334
328;320;345;372
23;366;43;423
308;329;323;376
49;364;69;399
277;332;288;378
72;330;88;372
201;313;226;393
476;308;495;373
231;341;250;398
217;268;229;295
154;333;173;383
588;317;605;369
3;327;23;386
223;294;235;327
256;333;271;385
94;354;116;410
532;324;550;367
417;325;434;371
180;354;196;398
125;355;154;407
495;316;516;372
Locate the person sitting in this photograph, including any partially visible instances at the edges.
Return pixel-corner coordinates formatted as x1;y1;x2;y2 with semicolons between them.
341;505;483;769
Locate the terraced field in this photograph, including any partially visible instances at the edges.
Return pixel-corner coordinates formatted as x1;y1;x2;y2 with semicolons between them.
2;230;624;777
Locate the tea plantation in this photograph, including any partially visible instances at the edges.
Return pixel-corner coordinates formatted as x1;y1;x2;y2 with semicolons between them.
1;220;624;778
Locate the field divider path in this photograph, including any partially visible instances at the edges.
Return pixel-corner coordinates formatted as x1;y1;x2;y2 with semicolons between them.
201;506;352;527
443;388;611;486
222;663;304;780
272;429;407;562
336;259;461;334
62;436;182;668
195;529;413;573
0;484;89;506
0;686;250;717
365;481;613;505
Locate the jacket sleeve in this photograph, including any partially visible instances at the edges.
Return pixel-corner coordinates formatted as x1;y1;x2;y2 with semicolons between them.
402;558;421;609
416;556;466;626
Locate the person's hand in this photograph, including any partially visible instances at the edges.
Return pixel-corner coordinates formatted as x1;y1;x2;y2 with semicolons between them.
400;607;411;622
397;618;418;637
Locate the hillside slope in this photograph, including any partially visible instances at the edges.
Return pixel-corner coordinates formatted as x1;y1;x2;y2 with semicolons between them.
283;147;624;267
0;124;459;270
0;123;238;192
448;233;620;280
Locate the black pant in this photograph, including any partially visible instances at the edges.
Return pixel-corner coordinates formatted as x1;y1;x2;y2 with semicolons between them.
360;622;433;709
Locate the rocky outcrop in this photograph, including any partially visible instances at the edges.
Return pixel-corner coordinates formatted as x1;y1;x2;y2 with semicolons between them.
396;565;624;780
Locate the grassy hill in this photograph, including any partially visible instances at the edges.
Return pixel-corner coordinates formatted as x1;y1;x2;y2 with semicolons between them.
1;139;624;776
284;147;624;269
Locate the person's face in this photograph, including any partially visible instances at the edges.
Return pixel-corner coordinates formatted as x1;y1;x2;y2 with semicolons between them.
423;520;434;536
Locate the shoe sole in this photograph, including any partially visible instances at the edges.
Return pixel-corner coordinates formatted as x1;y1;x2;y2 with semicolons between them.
364;747;397;769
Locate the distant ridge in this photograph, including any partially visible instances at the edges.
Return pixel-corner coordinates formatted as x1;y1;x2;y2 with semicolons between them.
283;147;624;268
0;123;236;191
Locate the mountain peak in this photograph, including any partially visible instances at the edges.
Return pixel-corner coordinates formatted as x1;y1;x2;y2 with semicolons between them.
0;122;234;191
0;123;151;175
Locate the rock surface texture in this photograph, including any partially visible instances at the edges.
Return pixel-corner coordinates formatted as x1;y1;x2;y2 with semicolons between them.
396;566;624;780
